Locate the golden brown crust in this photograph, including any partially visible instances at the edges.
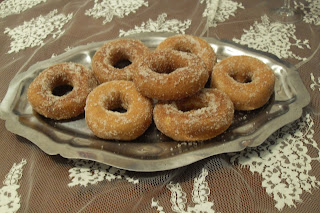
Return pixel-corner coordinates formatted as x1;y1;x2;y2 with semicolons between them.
156;34;217;75
211;56;275;111
153;88;234;141
133;49;209;101
27;62;97;120
85;80;153;140
92;39;150;83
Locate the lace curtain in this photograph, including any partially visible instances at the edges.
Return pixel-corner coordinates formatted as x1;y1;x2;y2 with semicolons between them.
0;0;319;212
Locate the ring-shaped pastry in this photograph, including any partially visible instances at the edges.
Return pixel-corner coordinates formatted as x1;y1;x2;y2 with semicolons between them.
153;88;234;141
156;34;217;75
85;80;153;140
27;62;97;120
133;49;209;101
92;39;150;83
211;56;275;111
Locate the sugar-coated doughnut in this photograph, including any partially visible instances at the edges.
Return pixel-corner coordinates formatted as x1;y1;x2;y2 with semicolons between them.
133;49;209;101
27;62;97;120
211;56;275;111
85;80;153;140
156;34;217;75
91;39;149;84
153;88;234;141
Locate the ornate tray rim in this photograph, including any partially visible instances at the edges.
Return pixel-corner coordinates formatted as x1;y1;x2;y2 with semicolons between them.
0;32;311;172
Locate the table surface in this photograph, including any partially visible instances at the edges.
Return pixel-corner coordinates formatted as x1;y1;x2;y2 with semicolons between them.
0;0;319;212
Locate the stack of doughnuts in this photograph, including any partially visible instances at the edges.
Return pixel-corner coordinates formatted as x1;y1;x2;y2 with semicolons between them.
27;34;275;142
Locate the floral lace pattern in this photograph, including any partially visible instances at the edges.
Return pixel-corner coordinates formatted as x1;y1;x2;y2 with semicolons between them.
295;0;320;25
229;114;320;210
0;0;46;18
119;13;191;37
201;0;244;28
310;73;320;91
151;169;217;213
232;15;311;61
0;159;27;213
85;0;148;24
68;159;138;187
1;1;320;212
4;9;73;54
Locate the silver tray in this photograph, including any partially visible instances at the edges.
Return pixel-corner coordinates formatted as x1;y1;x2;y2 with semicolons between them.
0;33;310;172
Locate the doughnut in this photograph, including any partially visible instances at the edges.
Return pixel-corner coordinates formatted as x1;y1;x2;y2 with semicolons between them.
211;55;275;111
85;80;153;141
156;34;217;75
133;49;209;101
27;62;97;120
153;88;234;141
91;39;150;83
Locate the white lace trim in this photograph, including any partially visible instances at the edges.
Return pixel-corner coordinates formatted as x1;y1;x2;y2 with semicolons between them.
201;0;244;28
4;9;73;54
68;159;138;187
151;169;217;213
85;0;148;24
119;13;191;37
310;73;320;91
295;0;320;25
201;0;219;27
232;15;311;61
0;159;27;213
229;114;320;210
0;0;46;18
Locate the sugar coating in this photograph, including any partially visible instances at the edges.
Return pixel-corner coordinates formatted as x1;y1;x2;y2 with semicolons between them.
92;39;149;83
85;80;153;140
153;88;234;141
157;34;217;75
211;55;275;111
133;49;209;100
27;62;97;120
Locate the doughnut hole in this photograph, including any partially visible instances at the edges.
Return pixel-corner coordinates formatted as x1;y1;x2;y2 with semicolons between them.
230;72;253;84
149;53;188;74
174;91;212;113
228;66;254;84
51;76;74;97
173;44;192;53
52;85;73;96
175;100;208;112
109;49;132;69
102;91;128;113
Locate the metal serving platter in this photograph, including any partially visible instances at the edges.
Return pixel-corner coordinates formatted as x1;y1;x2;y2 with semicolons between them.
0;33;310;172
